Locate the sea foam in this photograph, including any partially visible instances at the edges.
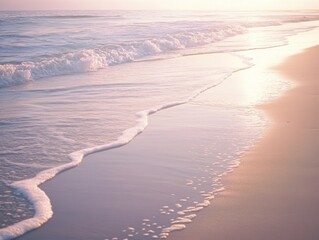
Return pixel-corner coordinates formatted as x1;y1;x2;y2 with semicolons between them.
0;56;254;239
0;25;245;88
1;12;319;89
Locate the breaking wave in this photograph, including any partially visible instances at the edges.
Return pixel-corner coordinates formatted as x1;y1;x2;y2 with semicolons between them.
0;25;245;88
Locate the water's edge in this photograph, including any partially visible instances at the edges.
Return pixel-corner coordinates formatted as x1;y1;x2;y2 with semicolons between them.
0;53;255;240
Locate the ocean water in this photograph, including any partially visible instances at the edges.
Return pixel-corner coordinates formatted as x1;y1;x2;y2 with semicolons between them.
0;10;319;239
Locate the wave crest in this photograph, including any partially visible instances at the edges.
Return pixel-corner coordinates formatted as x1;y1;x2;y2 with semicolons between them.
0;25;245;88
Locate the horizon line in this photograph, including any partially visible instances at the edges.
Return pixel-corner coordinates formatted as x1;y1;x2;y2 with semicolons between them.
1;9;319;12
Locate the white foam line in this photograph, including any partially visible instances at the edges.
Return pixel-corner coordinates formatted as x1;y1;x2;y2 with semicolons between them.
0;55;254;240
0;24;247;88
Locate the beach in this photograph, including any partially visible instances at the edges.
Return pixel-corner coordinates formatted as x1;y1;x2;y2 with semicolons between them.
17;52;265;240
170;46;319;240
17;38;319;239
1;11;319;240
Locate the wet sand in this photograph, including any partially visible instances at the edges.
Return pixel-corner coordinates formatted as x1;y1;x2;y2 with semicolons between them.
170;46;319;240
17;51;264;240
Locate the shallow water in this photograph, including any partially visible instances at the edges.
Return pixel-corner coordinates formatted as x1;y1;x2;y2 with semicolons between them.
0;10;319;239
18;103;265;240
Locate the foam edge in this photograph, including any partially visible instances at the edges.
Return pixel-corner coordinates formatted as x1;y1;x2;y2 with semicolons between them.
0;54;254;240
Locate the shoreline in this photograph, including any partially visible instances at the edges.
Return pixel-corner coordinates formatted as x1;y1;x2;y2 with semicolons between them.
170;46;319;240
6;37;319;239
1;11;319;240
14;50;263;240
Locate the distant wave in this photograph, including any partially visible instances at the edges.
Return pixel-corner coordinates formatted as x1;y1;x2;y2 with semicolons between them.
1;14;319;88
242;15;319;27
0;25;245;88
35;15;123;19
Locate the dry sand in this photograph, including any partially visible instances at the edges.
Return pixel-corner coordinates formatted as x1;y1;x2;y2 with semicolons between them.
170;46;319;240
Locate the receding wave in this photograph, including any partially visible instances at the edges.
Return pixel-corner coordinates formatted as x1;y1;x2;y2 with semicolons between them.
0;55;254;239
0;25;245;88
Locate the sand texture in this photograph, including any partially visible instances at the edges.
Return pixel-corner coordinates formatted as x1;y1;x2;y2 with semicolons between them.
170;46;319;240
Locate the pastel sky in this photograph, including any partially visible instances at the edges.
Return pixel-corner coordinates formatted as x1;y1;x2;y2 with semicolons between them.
1;0;319;11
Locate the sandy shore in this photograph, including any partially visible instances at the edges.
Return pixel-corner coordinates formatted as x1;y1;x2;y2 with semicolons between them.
170;46;319;240
18;102;261;240
15;40;319;239
16;50;264;240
